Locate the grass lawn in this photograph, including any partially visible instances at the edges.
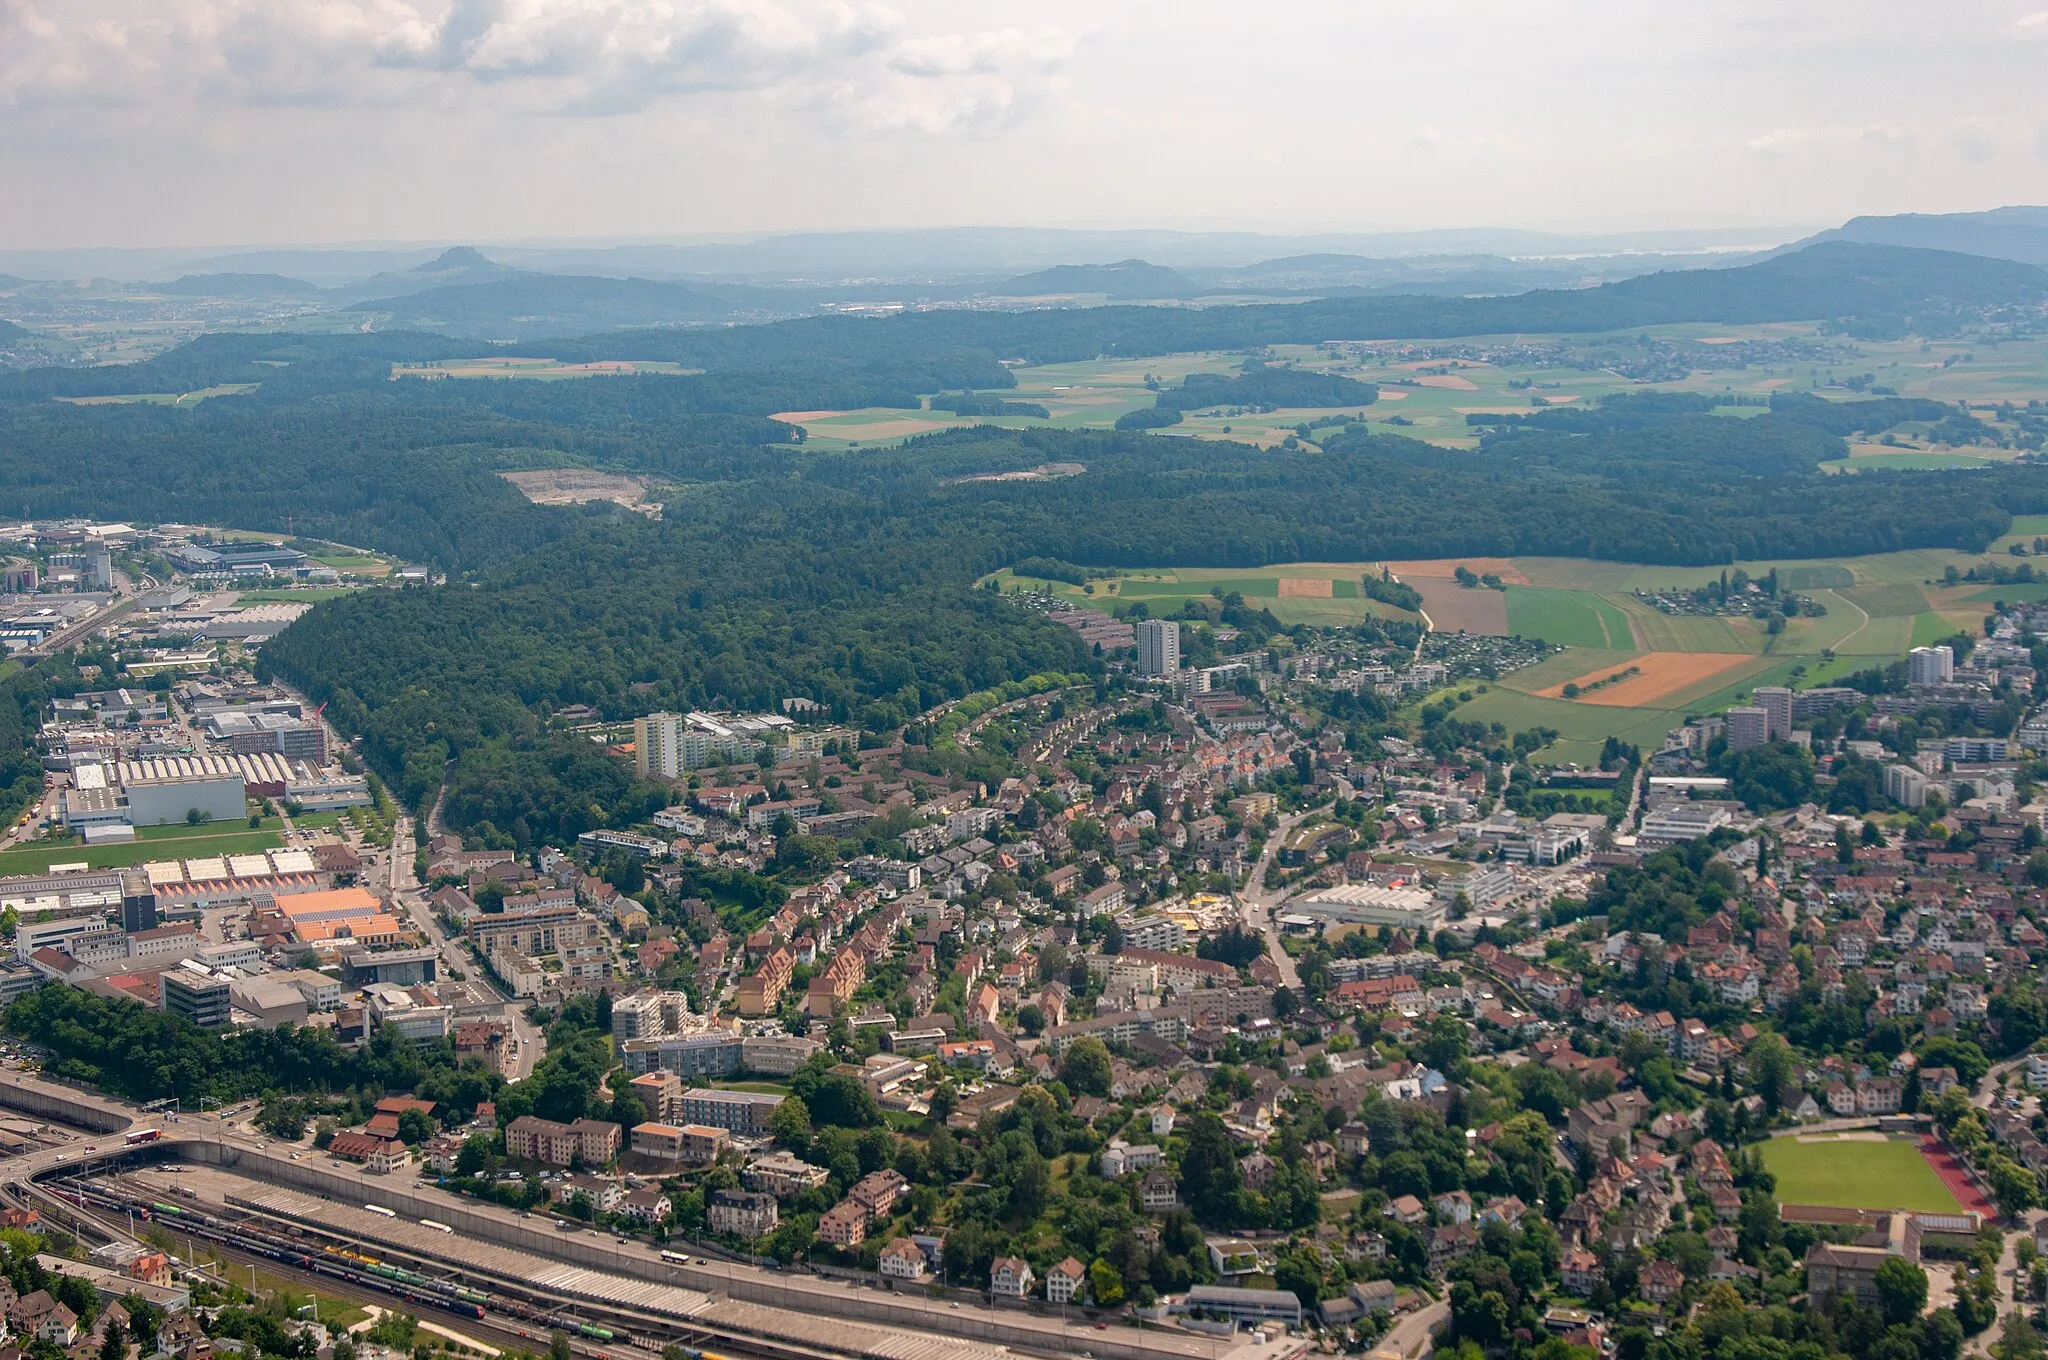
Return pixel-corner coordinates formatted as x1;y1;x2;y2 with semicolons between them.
1757;1136;1963;1214
233;588;356;603
136;816;283;842
0;828;285;876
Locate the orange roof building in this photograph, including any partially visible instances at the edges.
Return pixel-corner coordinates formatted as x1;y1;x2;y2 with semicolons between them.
279;887;405;946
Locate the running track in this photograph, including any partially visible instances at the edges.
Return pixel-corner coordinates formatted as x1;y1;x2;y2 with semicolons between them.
1921;1136;1996;1218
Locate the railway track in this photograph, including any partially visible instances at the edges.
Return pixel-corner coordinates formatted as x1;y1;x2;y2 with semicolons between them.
41;1175;859;1360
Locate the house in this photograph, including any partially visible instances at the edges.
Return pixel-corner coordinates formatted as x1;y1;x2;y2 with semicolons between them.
551;1174;623;1214
1207;1238;1264;1278
1139;1167;1182;1213
991;1257;1035;1298
707;1189;779;1240
1350;1279;1398;1315
618;1188;672;1224
849;1169;909;1218
1640;1260;1684;1304
1384;1194;1429;1226
1426;1223;1477;1273
879;1238;929;1282
1561;1249;1601;1295
1046;1256;1087;1305
10;1292;76;1347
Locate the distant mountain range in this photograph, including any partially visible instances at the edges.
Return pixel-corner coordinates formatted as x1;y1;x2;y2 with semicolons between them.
5;214;2048;345
154;273;319;298
990;259;1201;298
1797;206;2048;267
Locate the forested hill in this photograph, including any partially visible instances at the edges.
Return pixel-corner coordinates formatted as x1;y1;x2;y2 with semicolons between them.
261;401;2048;846
989;260;1200;298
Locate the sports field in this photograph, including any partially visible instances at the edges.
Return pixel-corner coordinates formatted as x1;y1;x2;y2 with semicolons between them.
1757;1135;1964;1215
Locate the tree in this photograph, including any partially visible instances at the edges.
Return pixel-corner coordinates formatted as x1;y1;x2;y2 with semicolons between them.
396;1108;436;1145
550;1332;573;1360
1088;1258;1123;1307
770;1094;813;1153
1749;1032;1798;1112
1921;1307;1965;1360
98;1320;125;1360
456;1133;492;1177
1176;1110;1242;1221
1876;1255;1930;1327
1059;1037;1114;1098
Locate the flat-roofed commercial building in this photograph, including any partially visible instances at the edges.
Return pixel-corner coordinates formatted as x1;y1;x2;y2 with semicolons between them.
162;963;231;1028
1294;884;1447;931
115;757;245;826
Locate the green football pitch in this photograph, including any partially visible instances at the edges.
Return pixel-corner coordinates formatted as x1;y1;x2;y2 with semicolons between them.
1756;1136;1963;1214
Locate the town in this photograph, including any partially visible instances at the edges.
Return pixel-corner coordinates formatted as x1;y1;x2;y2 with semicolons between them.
0;518;2044;1360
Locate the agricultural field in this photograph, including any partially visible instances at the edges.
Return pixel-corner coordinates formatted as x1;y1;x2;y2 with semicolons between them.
54;383;258;407
1757;1135;1963;1215
389;357;696;379
987;562;1420;629
1503;587;1635;650
1420;542;2015;762
764;323;2048;454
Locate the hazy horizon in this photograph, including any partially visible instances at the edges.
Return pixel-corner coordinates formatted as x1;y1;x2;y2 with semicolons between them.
8;1;2048;251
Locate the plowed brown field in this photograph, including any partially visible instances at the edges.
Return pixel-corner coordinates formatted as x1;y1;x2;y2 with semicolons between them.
1535;651;1754;707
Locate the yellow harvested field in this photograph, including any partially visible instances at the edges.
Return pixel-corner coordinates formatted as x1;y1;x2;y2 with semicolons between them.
1536;651;1754;707
1413;374;1480;390
1385;558;1534;586
1277;578;1334;598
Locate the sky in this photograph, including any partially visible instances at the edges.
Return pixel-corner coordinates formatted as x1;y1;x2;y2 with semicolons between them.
6;0;2048;249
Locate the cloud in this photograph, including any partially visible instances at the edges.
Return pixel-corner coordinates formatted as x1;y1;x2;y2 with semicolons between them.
2016;10;2048;37
0;0;1072;128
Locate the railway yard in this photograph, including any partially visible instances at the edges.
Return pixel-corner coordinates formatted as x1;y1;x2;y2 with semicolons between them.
0;1074;1296;1360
